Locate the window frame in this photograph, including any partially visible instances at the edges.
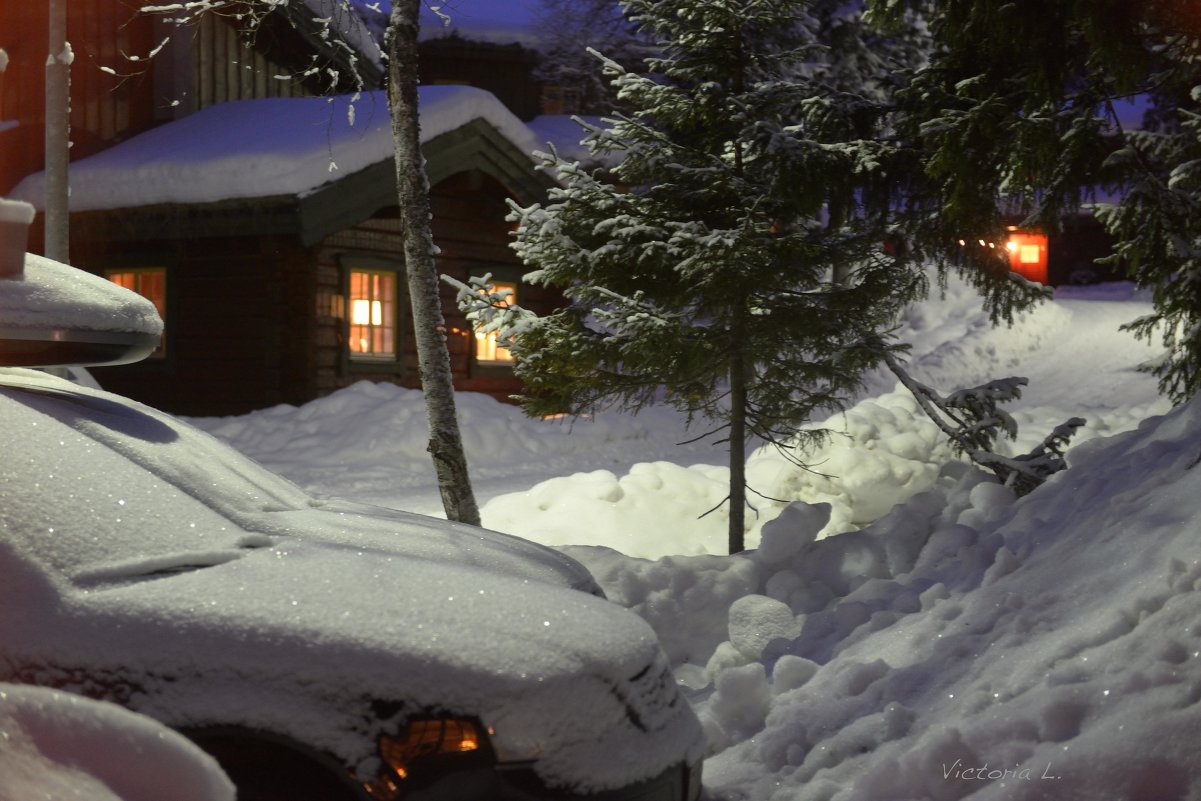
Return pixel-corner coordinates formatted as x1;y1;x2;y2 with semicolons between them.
340;255;404;373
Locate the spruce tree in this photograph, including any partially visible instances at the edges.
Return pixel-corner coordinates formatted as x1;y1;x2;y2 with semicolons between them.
869;0;1201;401
456;0;930;553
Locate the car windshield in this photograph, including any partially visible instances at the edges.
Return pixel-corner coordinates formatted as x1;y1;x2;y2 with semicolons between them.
0;368;308;582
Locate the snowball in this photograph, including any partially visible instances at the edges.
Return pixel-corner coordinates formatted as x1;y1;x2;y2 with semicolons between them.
728;595;803;661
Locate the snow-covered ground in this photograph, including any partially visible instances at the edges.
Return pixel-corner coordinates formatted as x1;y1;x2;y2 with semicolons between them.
190;274;1201;800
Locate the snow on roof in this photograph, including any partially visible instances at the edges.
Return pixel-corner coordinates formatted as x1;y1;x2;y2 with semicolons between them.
11;86;541;213
0;253;162;335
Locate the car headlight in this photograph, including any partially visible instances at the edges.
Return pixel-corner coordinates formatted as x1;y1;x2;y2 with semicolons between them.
368;717;496;800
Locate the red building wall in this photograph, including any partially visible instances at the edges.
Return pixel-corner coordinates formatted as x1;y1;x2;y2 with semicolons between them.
0;1;159;194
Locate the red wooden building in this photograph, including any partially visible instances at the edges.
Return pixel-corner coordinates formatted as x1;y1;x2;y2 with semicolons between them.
2;1;566;416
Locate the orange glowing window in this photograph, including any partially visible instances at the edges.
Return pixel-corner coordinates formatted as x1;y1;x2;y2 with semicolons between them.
378;718;485;783
1004;229;1048;283
474;280;516;364
348;269;396;359
106;267;166;357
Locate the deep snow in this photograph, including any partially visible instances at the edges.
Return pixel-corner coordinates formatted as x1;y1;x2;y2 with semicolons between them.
188;273;1201;799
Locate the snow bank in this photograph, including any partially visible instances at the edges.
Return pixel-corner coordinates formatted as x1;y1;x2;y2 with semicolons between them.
11;86;540;212
0;684;234;801
188;380;718;505
685;393;1201;801
557;393;1201;800
191;270;1166;561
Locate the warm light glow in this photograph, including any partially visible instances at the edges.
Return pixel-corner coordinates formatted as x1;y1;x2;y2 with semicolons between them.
377;718;486;784
348;269;396;358
106;268;167;357
1004;230;1049;283
351;299;372;325
475;281;517;364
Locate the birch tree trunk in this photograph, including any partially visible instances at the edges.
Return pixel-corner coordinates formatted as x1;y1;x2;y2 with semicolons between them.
44;0;70;263
386;0;481;525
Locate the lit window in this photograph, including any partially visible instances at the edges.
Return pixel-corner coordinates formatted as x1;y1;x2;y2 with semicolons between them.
348;269;396;359
474;281;516;364
1004;230;1049;283
106;267;166;357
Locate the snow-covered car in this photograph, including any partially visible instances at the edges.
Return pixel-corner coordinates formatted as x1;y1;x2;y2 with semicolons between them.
0;250;704;801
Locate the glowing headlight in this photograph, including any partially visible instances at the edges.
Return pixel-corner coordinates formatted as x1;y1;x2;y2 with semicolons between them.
372;717;494;798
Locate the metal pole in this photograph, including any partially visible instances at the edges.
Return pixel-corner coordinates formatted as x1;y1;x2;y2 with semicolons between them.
45;0;70;263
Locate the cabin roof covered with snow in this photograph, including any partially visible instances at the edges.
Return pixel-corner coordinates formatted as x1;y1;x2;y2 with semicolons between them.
11;86;554;246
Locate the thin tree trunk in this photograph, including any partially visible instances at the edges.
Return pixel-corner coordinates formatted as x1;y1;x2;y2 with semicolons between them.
386;0;480;525
45;0;70;263
727;306;748;554
829;193;850;286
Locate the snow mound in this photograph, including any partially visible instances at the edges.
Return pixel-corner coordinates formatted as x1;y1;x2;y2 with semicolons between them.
583;393;1201;801
0;684;234;801
487;383;1169;559
188;381;709;505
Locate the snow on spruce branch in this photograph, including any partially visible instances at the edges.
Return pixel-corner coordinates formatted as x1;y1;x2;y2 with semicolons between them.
879;346;1085;495
445;274;539;342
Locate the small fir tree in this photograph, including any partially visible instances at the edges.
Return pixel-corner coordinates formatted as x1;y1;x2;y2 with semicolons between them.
456;0;931;553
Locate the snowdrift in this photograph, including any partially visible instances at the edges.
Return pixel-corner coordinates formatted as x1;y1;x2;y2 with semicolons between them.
569;393;1201;801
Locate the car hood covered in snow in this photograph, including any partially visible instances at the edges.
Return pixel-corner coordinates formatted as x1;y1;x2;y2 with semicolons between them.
0;368;702;791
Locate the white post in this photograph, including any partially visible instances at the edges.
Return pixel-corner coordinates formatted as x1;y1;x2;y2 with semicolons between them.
0;199;35;277
44;0;70;263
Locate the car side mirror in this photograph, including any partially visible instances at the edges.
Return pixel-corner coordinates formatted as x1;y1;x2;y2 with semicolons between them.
0;200;163;368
